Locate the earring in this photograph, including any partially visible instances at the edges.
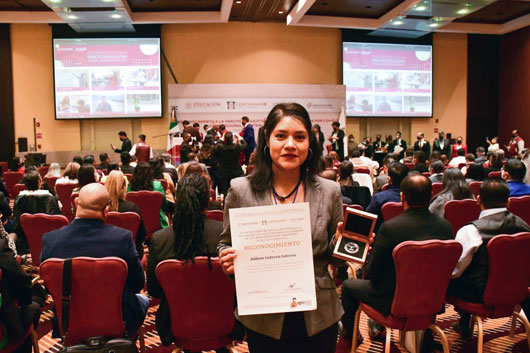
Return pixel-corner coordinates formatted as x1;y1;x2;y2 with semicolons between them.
264;146;270;157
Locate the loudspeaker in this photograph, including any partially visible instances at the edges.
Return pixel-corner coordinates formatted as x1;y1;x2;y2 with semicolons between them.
18;137;28;152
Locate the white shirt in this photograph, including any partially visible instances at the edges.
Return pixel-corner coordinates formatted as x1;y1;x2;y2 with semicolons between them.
129;143;153;159
452;208;506;278
488;143;500;153
164;162;176;170
449;155;466;168
360;156;379;170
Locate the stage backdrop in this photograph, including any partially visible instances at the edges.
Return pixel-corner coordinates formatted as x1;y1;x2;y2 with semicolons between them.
167;84;346;160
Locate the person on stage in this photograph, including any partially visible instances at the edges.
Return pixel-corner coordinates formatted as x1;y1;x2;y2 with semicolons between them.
218;103;345;353
110;131;132;154
129;134;153;163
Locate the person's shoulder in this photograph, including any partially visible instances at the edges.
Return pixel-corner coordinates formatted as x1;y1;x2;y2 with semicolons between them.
229;176;251;191
151;226;174;245
314;176;341;194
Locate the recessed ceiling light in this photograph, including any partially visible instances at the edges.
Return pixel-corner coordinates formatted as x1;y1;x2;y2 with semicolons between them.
235;0;242;3
392;20;404;25
49;0;62;3
101;0;114;2
415;5;427;11
278;10;284;14
429;23;439;27
111;13;122;19
67;14;78;19
457;4;471;15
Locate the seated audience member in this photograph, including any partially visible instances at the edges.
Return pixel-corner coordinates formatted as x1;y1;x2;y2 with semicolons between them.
502;158;530;197
465;163;486;183
73;164;98;193
130;155;138;168
336;175;453;350
55;162;80;188
429;151;441;163
0;192;12;232
474;147;487;165
41;183;148;337
366;162;409;233
338;161;359;187
0;222;41;353
120;152;135;175
440;154;450;168
72;156;83;165
83;155;95;165
400;148;414;164
9;156;25;174
329;151;341;168
449;179;530;338
106;171;147;258
0;176;8;199
323;155;336;170
160;153;178;184
12;171;61;253
362;148;380;171
460;153;475;175
429;160;444;183
129;162;169;229
412;151;429;173
44;163;61;178
449;148;467;168
151;157;176;207
374;157;395;193
147;173;222;346
429;168;474;218
483;152;503;176
100;163;119;183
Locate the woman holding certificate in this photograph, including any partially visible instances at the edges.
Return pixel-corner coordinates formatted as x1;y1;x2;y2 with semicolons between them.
218;103;345;352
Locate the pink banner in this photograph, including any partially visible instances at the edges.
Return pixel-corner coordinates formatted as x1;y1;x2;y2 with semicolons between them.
55;45;160;67
344;49;431;71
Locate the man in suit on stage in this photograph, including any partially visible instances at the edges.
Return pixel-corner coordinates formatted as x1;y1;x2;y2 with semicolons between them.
241;116;256;165
41;183;148;337
336;175;453;349
413;131;431;160
111;131;132;154
433;131;451;157
388;131;407;159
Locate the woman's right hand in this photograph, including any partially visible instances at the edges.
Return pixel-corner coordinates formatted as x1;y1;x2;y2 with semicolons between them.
219;247;237;275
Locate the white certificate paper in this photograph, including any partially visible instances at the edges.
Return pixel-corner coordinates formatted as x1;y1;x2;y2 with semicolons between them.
229;202;316;316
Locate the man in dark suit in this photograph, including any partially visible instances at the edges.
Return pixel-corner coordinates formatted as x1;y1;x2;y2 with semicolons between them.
214;132;247;196
329;122;345;161
388;131;407;159
41;183;148;337
111;131;132;154
96;153;110;171
120;152;135;175
413;131;431;160
182;120;201;145
336;175;453;349
180;132;196;164
433;131;450;157
241;116;256;165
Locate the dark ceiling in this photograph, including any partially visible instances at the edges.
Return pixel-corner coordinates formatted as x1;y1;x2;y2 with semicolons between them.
454;0;530;24
307;0;404;19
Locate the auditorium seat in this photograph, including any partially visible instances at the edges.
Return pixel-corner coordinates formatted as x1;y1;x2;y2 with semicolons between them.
488;171;501;179
507;196;530;225
55;183;78;222
381;202;404;221
444;199;481;236
422;172;431;177
2;172;23;199
246;164;255;175
124;174;133;182
458;163;466;170
209;189;216;202
355;167;370;174
40;257;144;351
155;257;236;353
405;162;415;170
447;232;530;353
106;212;141;243
43;176;59;191
351;240;462;353
381;183;389;191
341;185;371;210
37;166;48;178
20;213;69;266
126;191;164;240
469;181;482;198
156;178;168;191
12;183;26;199
207;210;223;222
432;182;444;197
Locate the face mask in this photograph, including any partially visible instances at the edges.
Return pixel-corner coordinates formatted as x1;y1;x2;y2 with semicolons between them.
417;136;421;140
457;140;462;144
395;136;399;140
439;135;443;140
512;134;516;138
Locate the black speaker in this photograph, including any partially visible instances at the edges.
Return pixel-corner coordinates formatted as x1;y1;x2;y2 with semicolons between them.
18;137;28;152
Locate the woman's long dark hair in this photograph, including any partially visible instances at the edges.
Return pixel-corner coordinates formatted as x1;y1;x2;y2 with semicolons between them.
150;157;165;180
249;103;322;193
130;162;154;191
78;164;96;188
172;173;210;260
440;168;474;200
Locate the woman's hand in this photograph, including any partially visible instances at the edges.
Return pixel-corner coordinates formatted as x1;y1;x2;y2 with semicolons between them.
368;232;376;252
219;247;237;275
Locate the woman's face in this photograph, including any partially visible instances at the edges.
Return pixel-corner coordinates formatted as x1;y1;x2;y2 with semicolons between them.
313;127;319;134
492;137;497;144
267;116;310;173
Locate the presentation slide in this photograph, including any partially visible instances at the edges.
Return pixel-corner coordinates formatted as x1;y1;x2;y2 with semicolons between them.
343;42;432;117
53;38;162;119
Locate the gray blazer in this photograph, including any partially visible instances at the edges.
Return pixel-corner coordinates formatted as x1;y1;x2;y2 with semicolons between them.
218;175;345;339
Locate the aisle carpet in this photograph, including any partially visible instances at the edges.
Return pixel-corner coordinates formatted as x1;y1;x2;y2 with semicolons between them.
36;299;529;353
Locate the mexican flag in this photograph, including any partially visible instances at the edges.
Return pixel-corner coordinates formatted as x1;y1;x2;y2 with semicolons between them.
167;105;182;162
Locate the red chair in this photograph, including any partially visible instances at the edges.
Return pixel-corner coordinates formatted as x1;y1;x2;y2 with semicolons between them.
381;183;389;191
20;213;69;266
355;167;370;174
155;257;236;352
126;191;164;240
209;189;216;201
444;199;481;236
37;166;48;178
351;240;462;353
342;204;363;218
405;162;415;170
469;181;482;198
156;178;168;191
0;269;40;353
124;174;133;182
106;212;141;243
40;257;144;350
246;164;255;175
381;202;404;221
458;163;467;170
432;182;444;197
488;171;501;179
0;162;8;174
207;210;224;222
43;176;59;191
12;184;26;199
2;172;23;199
70;192;79;219
508;196;530;225
447;232;530;353
55;183;78;222
422;172;431;177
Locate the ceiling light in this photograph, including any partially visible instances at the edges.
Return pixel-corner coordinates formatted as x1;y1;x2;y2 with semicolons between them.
278;10;284;14
457;4;471;15
415;5;427;11
49;0;62;3
101;0;114;2
67;14;78;19
392;20;404;25
235;0;242;3
111;13;122;19
429;23;439;27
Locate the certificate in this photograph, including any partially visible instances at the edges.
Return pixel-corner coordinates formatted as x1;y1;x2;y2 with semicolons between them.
229;202;317;316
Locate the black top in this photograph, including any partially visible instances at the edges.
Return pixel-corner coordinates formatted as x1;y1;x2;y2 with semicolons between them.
114;138;132;153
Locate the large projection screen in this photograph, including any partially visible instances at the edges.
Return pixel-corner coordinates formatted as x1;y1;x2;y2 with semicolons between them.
343;42;433;117
53;38;162;120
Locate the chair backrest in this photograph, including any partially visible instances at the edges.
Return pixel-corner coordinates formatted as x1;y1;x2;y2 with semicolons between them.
431;182;443;197
355;167;370;174
39;257;127;345
381;202;404;221
444;199;481;236
124;174;133;182
381;183;389;191
488;171;501;179
43;176;60;191
483;233;530;308
458;163;466;170
341;185;372;210
12;184;27;199
125;191;164;239
156;178;168;191
155;258;235;352
106;212;141;243
2;172;23;199
405;162;415;170
37;166;49;178
508;196;530;225
55;183;79;222
469;181;482;198
207;210;223;222
392;240;462;320
209;189;216;202
422;172;431;177
70;192;79;217
20;213;69;266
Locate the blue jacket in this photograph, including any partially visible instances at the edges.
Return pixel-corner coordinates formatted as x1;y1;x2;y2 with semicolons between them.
367;186;401;233
243;124;256;151
41;218;145;336
507;180;530;197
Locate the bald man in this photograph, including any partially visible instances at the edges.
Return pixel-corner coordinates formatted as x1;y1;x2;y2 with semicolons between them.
41;183;148;337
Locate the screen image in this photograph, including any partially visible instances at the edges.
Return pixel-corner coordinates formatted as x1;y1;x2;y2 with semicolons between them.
343;42;432;117
53;38;162;119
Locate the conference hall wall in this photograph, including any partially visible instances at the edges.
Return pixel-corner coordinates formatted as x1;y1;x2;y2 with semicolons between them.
10;22;466;160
